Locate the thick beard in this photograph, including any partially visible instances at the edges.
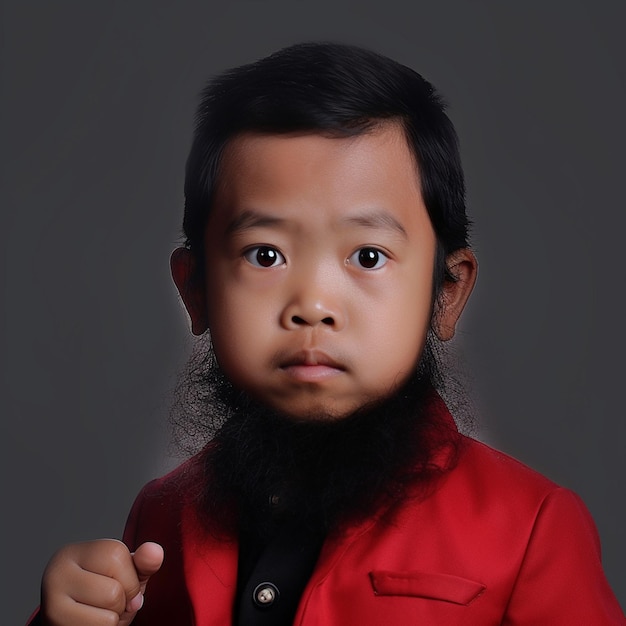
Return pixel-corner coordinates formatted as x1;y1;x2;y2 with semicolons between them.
170;333;467;540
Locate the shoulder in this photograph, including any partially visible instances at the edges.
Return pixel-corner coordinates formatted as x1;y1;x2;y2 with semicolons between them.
423;392;561;508
382;435;602;585
434;435;590;535
455;435;559;495
450;440;624;621
369;437;624;620
123;453;205;549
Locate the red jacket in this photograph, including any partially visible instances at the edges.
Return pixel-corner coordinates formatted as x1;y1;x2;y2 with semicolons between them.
123;420;624;624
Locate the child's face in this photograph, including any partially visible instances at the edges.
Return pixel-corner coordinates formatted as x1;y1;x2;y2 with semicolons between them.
179;125;445;419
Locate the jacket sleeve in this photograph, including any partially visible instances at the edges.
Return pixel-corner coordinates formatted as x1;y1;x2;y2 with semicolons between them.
503;487;625;624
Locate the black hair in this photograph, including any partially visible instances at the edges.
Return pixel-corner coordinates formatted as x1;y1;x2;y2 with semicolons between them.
183;41;470;294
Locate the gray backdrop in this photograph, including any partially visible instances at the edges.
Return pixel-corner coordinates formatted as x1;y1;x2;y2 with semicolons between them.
2;1;624;621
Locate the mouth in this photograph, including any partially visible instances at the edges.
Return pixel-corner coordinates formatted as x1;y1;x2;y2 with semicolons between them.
279;349;346;383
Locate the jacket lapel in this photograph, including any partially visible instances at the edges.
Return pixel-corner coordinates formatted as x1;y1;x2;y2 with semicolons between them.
181;501;239;625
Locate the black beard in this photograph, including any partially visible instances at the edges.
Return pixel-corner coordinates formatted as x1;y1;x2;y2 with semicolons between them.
173;335;464;541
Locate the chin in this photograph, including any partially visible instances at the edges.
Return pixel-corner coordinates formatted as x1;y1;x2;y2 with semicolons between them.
265;394;381;422
265;401;352;422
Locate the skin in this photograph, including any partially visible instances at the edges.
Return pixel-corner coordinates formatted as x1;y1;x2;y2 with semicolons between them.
40;540;163;626
173;124;477;419
39;124;477;624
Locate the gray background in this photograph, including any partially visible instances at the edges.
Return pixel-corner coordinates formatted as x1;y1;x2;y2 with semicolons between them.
2;0;624;621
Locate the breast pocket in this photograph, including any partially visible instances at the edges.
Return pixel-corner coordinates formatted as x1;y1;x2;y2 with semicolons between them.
369;570;486;606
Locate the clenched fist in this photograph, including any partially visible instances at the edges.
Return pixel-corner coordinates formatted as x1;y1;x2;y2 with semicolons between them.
41;539;164;626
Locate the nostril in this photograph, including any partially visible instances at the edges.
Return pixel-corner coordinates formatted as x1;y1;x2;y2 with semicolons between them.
290;315;335;326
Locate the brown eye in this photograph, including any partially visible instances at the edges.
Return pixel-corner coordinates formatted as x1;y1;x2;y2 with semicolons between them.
244;246;285;268
349;247;388;270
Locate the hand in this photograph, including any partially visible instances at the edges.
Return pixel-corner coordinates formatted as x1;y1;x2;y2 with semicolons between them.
41;539;164;626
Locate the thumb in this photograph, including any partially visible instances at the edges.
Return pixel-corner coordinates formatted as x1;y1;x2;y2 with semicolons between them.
132;541;164;587
120;542;164;624
126;542;164;610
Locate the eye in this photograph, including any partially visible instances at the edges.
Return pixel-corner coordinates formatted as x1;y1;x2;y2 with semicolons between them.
243;246;286;268
348;247;389;270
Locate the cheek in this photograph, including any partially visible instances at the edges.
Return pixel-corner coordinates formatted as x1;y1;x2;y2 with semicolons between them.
381;316;429;369
209;318;257;390
206;287;274;372
369;282;433;373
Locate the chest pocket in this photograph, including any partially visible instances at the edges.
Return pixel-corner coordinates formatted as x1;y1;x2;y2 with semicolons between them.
369;570;486;606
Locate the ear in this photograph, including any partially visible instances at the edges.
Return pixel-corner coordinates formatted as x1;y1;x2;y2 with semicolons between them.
432;248;478;341
170;247;209;335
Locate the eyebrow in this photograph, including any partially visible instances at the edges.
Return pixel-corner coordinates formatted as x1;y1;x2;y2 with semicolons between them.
342;210;408;239
224;208;408;239
225;210;286;235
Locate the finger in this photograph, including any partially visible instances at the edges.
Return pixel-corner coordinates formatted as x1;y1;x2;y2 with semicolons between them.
59;604;122;626
73;540;142;607
43;542;129;618
131;542;164;586
43;590;123;626
42;540;143;626
65;566;128;614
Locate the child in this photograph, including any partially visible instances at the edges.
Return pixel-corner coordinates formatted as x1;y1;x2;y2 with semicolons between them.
31;42;623;625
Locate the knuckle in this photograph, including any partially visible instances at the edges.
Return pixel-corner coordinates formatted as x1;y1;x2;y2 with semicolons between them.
102;579;127;612
100;610;123;626
44;544;75;574
106;539;131;568
107;538;130;558
41;559;71;599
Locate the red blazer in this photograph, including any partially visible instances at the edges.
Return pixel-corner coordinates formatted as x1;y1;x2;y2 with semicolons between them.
123;418;624;624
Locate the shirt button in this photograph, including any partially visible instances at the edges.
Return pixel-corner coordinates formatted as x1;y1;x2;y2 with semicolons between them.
269;494;281;506
253;582;280;608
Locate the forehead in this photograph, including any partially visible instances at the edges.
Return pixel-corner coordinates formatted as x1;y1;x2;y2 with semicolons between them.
210;124;429;233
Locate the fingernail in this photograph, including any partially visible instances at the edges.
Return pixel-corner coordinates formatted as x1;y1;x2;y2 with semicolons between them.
127;592;144;612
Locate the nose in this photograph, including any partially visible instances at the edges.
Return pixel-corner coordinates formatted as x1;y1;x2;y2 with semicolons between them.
280;272;346;331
